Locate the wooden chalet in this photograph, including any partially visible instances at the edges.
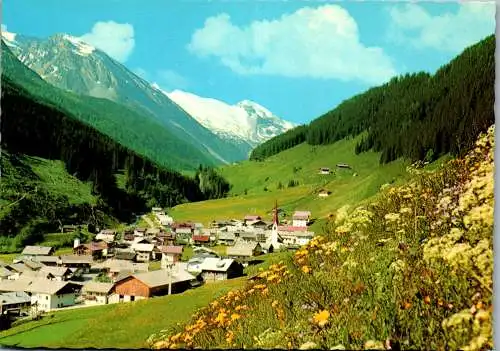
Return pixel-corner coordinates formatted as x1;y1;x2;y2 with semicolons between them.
73;241;108;258
192;235;210;246
112;269;197;301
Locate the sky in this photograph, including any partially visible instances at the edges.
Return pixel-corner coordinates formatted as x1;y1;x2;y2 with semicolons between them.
2;0;496;125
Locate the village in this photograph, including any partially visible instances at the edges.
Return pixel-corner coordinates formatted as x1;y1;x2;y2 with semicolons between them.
0;202;315;321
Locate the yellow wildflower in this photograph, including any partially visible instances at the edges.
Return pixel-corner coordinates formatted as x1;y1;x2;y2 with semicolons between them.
312;309;330;327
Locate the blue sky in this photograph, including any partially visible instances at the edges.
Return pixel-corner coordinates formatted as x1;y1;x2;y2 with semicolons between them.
2;0;496;124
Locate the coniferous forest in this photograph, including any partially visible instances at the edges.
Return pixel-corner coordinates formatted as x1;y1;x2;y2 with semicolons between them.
250;35;494;163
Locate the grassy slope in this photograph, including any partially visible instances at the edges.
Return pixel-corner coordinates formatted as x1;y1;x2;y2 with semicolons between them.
23;156;97;206
0;153;99;252
0;251;289;348
171;136;409;226
0;278;246;349
148;126;495;350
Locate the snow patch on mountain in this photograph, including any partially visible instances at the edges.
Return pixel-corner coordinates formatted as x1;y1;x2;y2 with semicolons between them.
62;34;95;56
163;89;297;146
1;29;16;43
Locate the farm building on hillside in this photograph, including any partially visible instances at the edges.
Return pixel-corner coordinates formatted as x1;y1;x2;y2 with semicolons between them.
336;163;352;169
318;167;331;175
81;281;118;305
199;258;243;283
112;269;197;301
61;225;78;233
152;207;163;214
318;189;331;198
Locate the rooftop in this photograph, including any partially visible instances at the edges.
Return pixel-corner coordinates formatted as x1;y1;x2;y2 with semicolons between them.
21;246;53;256
128;268;196;288
82;281;115;294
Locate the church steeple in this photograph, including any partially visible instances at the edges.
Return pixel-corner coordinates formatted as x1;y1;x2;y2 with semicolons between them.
273;199;279;225
269;199;280;250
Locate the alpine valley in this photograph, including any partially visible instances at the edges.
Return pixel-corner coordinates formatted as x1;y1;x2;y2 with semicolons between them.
2;30;296;168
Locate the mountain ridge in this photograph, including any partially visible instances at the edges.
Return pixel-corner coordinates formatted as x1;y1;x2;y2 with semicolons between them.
2;29;296;163
164;89;297;149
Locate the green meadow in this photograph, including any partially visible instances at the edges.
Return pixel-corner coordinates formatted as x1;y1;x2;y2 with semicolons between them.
170;137;410;225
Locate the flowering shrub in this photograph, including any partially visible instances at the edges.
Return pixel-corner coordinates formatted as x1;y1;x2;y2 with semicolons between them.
148;125;494;350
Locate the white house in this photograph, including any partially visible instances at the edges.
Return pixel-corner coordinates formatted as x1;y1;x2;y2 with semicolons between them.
160;246;183;269
27;279;83;312
152;207;164;214
318;190;331;198
292;211;311;227
95;230;116;243
157;214;174;226
81;281;119;305
199;258;243;282
131;243;155;262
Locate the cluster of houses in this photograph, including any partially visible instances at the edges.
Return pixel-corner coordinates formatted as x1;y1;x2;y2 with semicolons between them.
0;204;315;317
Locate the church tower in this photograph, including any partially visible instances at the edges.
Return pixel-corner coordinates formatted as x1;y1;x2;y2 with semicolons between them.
270;200;280;249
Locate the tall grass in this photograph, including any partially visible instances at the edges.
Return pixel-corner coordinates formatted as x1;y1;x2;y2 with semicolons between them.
149;125;494;350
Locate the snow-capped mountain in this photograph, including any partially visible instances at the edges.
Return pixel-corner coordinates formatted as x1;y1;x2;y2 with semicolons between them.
1;29;257;164
164;89;297;147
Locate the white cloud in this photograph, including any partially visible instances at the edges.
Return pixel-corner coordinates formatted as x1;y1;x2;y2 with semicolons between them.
187;5;397;85
388;2;495;53
80;21;135;62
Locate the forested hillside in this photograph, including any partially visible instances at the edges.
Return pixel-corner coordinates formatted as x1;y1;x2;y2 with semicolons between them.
1;41;214;171
250;35;494;163
0;72;230;252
